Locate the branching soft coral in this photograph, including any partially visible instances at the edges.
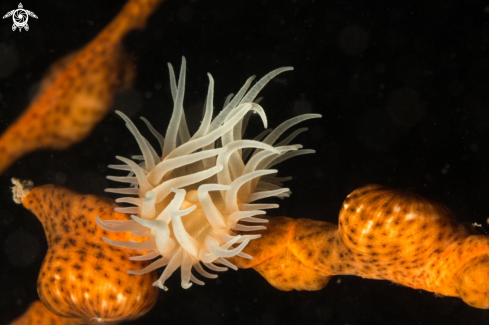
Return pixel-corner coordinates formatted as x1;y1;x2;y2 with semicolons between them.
0;0;164;175
14;180;489;323
231;184;489;309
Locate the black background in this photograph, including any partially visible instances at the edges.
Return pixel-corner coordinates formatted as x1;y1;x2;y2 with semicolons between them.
1;0;489;324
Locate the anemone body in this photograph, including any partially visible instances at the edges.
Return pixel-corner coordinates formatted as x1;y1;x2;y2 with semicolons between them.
97;57;321;290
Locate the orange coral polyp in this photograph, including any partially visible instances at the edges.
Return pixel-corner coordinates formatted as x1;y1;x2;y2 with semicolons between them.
99;57;321;291
15;182;158;322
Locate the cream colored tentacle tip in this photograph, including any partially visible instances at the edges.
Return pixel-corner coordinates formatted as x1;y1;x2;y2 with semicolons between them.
11;178;34;204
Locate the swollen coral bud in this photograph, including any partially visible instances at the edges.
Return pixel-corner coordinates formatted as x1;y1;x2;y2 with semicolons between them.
15;183;158;323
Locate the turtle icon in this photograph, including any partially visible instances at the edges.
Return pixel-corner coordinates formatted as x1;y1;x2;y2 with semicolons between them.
3;3;38;32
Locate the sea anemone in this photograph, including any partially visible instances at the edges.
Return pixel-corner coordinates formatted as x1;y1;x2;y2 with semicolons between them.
96;57;321;290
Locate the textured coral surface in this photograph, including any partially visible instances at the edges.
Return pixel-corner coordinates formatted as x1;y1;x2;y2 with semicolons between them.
22;185;158;322
233;185;489;309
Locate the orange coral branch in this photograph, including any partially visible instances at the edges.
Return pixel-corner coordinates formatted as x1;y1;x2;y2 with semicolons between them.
13;180;489;324
230;216;333;291
232;184;489;309
0;0;164;175
14;181;158;323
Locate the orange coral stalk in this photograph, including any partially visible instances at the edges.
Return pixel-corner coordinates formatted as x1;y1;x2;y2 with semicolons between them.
0;0;164;175
13;181;489;321
8;301;81;325
232;184;489;309
13;180;158;323
230;216;333;291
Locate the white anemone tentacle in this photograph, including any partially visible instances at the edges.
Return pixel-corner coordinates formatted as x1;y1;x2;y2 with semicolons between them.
100;57;319;290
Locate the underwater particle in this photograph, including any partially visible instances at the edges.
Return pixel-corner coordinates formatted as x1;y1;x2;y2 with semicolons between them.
0;43;19;79
387;87;427;128
4;230;40;267
339;26;369;56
